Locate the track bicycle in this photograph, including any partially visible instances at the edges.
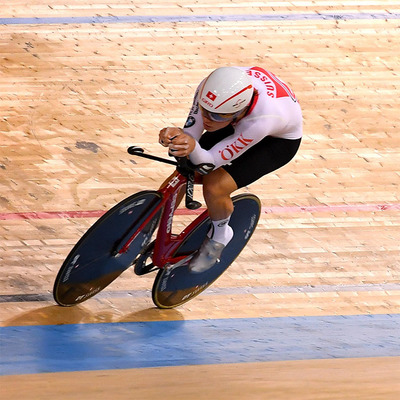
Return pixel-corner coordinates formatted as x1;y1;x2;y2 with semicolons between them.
53;146;261;308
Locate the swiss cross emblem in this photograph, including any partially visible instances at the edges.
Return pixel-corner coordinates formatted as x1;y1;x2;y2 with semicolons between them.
206;91;217;101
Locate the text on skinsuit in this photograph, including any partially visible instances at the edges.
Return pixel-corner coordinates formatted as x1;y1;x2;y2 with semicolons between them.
247;69;276;97
219;132;254;161
247;67;297;101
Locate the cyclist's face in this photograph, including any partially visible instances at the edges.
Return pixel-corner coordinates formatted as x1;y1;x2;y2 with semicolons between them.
201;115;231;132
200;107;233;132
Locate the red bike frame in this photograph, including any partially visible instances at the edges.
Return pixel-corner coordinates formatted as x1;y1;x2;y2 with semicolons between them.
114;170;208;268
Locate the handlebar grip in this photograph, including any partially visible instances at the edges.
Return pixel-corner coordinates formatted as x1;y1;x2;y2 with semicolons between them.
127;146;178;166
127;145;214;174
127;146;144;155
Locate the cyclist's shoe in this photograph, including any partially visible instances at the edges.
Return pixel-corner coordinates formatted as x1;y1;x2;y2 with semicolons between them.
188;237;225;273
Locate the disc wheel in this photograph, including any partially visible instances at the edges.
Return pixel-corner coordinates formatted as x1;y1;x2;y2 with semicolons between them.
53;191;162;306
152;194;261;308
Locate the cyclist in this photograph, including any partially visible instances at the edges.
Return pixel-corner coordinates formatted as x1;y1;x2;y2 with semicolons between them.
159;66;302;273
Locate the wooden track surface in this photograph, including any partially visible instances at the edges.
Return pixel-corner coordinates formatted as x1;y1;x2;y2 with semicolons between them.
2;358;400;400
1;1;399;399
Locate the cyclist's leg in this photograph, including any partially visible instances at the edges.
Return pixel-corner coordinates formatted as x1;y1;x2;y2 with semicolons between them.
189;169;236;273
202;168;237;220
197;125;238;248
206;135;301;245
190;136;301;273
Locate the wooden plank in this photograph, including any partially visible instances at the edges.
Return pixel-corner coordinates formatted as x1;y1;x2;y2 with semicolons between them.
1;357;399;400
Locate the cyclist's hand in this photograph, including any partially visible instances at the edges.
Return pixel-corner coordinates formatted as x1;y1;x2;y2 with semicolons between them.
159;127;195;157
159;127;182;147
168;133;195;157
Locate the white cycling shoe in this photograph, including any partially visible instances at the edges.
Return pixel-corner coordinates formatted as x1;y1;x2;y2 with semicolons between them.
188;237;225;274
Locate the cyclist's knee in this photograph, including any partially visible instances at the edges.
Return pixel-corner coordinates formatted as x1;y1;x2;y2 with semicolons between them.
203;180;223;200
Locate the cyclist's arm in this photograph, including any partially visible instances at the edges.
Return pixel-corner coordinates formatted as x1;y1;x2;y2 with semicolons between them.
188;141;215;165
182;82;205;141
189;114;287;169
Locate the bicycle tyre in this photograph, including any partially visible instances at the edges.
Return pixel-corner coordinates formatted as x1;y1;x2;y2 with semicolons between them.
152;193;261;308
53;191;162;306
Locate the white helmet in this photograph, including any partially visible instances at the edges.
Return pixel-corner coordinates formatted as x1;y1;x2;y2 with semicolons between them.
199;67;254;115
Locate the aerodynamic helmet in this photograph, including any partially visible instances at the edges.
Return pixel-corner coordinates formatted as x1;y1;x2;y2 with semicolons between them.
198;67;254;118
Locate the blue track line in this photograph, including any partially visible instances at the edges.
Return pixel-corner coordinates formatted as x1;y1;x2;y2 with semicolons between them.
1;314;399;375
0;12;400;25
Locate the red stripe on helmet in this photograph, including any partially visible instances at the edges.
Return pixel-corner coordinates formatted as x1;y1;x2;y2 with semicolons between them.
214;84;253;110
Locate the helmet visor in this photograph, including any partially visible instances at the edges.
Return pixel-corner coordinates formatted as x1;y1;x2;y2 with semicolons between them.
200;105;243;122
